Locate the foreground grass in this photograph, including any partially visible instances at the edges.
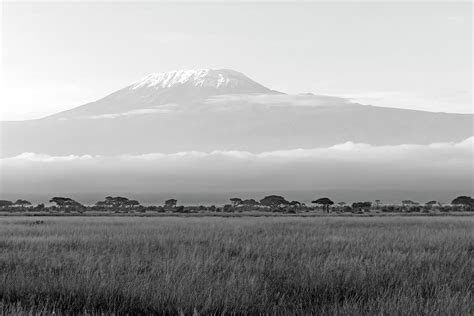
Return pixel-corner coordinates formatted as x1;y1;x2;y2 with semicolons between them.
0;216;472;315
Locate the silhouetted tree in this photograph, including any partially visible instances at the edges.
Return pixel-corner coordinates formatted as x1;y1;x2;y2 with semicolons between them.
242;199;259;207
290;201;301;207
95;201;108;208
49;197;84;211
164;199;177;209
352;202;372;209
95;196;140;209
223;204;234;212
451;196;473;206
402;200;418;206
125;199;140;208
259;195;289;209
14;199;32;207
0;200;13;208
425;200;440;208
374;200;381;209
230;198;243;207
312;197;334;213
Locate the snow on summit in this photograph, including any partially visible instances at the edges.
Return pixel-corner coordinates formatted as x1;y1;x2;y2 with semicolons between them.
45;68;280;120
130;69;273;93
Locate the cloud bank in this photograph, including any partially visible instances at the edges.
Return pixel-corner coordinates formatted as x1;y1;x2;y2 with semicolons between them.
204;94;353;108
74;95;354;120
86;104;178;119
1;138;472;204
4;137;472;163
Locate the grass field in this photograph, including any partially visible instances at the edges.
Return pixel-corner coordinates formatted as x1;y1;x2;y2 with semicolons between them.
0;216;472;315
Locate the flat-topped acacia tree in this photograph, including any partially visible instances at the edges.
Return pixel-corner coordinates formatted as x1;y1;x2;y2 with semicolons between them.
259;195;289;209
14;200;32;208
451;196;473;206
49;197;84;212
312;198;334;213
229;198;243;207
95;196;141;209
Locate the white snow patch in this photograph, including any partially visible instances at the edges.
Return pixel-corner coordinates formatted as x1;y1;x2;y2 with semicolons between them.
130;69;253;90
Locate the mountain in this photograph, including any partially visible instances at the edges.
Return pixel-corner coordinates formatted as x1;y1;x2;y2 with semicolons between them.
48;69;281;120
0;68;472;158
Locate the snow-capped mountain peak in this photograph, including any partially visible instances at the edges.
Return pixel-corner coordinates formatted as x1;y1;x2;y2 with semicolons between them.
130;68;273;93
45;68;280;120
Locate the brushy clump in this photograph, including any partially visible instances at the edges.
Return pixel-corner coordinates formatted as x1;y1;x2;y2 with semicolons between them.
0;216;472;315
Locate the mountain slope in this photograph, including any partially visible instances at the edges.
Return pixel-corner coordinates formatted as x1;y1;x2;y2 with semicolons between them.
48;69;281;120
0;69;473;158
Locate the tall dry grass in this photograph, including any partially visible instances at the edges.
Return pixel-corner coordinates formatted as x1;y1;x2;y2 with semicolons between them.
0;216;472;314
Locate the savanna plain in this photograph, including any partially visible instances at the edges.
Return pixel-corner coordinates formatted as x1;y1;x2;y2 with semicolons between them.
0;216;472;315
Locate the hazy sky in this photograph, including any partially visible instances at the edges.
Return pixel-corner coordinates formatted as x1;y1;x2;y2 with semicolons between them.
1;1;472;120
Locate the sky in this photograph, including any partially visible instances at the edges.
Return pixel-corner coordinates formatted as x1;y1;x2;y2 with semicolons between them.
1;1;472;121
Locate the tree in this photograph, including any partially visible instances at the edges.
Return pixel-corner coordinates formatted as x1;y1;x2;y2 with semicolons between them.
374;200;381;209
106;196;127;207
95;196;141;209
230;198;243;207
14;199;32;207
290;200;301;207
259;195;289;209
242;199;259;207
95;201;109;208
451;196;473;206
312;197;334;213
49;197;84;210
402;200;418;206
352;202;372;209
125;199;140;208
425;200;439;207
223;204;234;212
164;199;177;209
0;200;14;208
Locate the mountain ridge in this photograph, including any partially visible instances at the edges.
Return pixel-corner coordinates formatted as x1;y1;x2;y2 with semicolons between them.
0;68;472;158
46;68;282;120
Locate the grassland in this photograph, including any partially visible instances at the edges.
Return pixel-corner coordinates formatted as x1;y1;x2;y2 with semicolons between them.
0;216;472;315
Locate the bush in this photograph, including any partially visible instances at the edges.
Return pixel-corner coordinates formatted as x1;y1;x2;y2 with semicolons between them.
407;206;421;213
223;204;234;212
175;205;186;213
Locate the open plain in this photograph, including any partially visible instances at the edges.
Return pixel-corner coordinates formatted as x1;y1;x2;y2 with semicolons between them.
0;216;472;315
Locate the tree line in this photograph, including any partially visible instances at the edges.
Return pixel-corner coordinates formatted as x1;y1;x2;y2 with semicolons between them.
0;195;472;214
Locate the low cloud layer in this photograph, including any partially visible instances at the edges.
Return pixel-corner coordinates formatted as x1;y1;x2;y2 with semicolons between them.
86;104;178;119
5;137;472;163
1;138;472;204
204;94;353;108
77;94;354;120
